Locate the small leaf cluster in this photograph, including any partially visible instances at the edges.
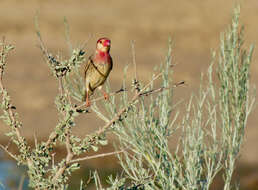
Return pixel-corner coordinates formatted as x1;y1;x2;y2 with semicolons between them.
47;48;85;78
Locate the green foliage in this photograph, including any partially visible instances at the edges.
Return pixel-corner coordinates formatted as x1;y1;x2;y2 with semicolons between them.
92;6;255;190
218;6;255;190
0;5;255;190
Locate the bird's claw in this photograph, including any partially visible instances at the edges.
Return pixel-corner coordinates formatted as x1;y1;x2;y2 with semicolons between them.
86;102;91;107
103;92;109;100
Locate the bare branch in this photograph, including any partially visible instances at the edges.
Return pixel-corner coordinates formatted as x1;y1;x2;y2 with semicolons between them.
65;130;74;163
139;80;185;96
70;149;125;163
0;144;18;161
53;128;74;183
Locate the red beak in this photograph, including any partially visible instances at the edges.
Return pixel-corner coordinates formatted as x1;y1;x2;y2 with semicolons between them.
103;40;110;47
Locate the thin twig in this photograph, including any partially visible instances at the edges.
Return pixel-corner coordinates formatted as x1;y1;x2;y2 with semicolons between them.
81;34;93;50
34;133;38;148
86;171;93;186
44;73;66;150
131;40;137;81
96;72;163;135
35;27;50;63
63;17;73;54
5;139;12;150
76;87;126;109
70;149;125;163
65;130;73;163
18;174;25;190
58;77;64;97
139;80;185;96
52;123;74;182
0;144;18;161
45;131;58;149
0;39;32;167
52;153;56;169
94;171;103;190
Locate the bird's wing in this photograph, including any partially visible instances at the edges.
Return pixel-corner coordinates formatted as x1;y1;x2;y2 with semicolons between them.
110;56;113;71
84;55;93;79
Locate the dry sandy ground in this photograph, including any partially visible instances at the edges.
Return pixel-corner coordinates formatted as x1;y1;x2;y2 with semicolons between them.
0;0;258;189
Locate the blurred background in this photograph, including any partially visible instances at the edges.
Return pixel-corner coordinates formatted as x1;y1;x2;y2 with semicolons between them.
0;0;257;189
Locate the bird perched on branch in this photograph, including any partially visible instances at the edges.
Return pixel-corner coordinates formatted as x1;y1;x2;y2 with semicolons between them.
84;37;113;107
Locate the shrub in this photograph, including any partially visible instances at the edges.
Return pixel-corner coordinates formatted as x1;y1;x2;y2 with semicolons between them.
0;6;255;190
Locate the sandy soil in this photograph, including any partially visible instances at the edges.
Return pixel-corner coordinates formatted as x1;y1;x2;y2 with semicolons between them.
0;0;257;189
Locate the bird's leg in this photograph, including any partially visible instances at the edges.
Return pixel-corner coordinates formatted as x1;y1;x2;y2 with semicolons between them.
98;86;109;100
85;90;91;107
103;91;109;100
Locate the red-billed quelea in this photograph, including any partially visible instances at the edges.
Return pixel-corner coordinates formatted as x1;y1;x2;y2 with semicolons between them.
84;37;113;107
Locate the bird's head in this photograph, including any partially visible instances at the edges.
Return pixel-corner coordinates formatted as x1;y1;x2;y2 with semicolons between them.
96;38;111;53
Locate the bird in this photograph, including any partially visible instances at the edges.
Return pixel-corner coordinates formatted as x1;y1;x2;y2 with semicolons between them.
84;37;113;107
